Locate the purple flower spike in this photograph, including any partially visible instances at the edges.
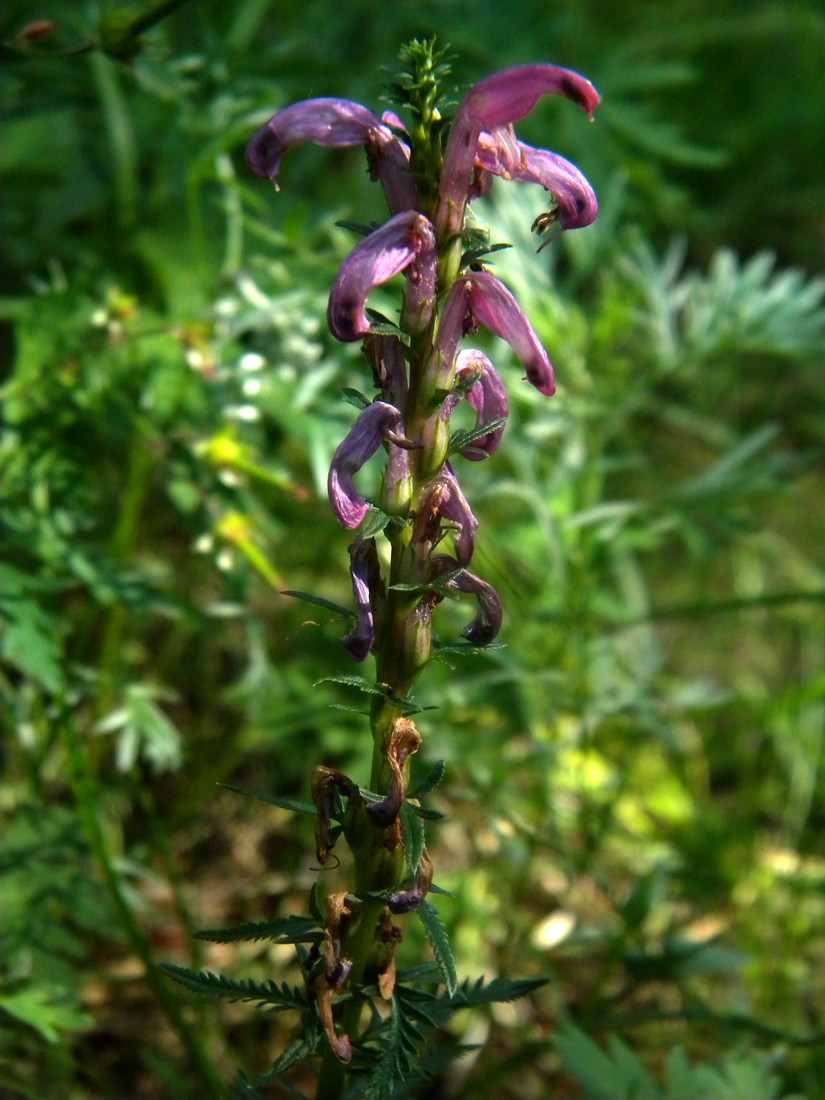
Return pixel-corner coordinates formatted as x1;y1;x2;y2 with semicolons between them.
328;401;404;527
343;537;383;661
461;271;555;396
475;132;598;230
246;97;417;213
439;64;599;232
454;349;509;460
328;212;436;342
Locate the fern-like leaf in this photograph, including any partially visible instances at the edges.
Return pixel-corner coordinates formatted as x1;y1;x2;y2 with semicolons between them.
416;902;457;995
443;974;548;1008
159;964;308;1011
399;801;425;875
195;916;323;945
358;990;428;1100
448;418;508;457
220;782;316;815
409;759;446;798
281;589;354;619
254;1035;321;1087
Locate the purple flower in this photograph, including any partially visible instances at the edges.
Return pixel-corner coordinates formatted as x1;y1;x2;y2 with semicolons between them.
437;64;599;237
432;555;503;645
475;131;598;230
328;211;436;342
416;465;478;566
328;401;406;527
342;537;383;662
437;271;555;396
466;271;555;395
451;349;509;460
246;97;417;213
388;848;433;914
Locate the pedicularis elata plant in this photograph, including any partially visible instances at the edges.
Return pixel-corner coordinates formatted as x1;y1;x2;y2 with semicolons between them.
165;41;599;1099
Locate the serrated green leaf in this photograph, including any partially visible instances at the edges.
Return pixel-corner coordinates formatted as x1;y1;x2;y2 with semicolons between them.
255;1036;319;1086
460;241;512;267
399;801;425;875
314;674;386;696
160;964;308;1011
195;916;323;945
341;387;371;409
359;988;428;1099
431;642;505;658
359;509;391;537
410;759;446;797
315;675;429;716
220;783;316;815
395;962;443;985
446;974;547;1008
448;418;507;456
409;804;445;820
364;309;410;343
281;589;353;619
368;322;409;339
428;882;454;897
416;901;456;995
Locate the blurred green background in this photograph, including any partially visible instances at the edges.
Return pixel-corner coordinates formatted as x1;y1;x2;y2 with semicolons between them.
1;1;824;1097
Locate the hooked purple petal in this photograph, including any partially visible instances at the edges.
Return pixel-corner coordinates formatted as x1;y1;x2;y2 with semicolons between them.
388;848;433;914
246;98;386;180
439;64;599;232
328;401;403;527
454;349;509;459
435;465;478;566
451;569;503;645
475;131;598;230
463;271;555;396
432;555;504;645
246;97;416;212
458;64;599;132
342;537;382;662
328;211;436;342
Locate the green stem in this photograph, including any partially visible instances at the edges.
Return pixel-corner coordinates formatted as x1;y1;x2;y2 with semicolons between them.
89;51;137;228
60;704;226;1097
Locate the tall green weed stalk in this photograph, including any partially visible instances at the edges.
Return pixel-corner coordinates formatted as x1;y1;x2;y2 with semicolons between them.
163;41;601;1098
